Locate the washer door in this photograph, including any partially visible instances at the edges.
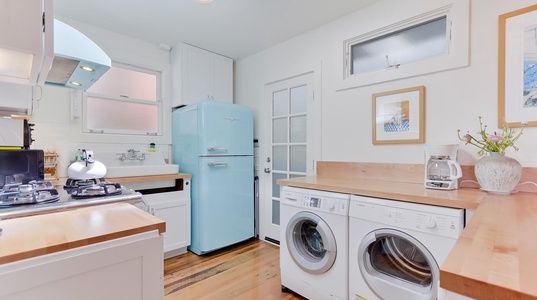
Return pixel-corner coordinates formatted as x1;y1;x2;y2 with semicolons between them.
357;229;439;300
286;211;337;274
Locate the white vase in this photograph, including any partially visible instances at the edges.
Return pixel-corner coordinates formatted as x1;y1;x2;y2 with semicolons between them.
474;152;522;194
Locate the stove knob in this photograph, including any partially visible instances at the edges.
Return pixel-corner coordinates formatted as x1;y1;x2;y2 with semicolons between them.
424;217;437;229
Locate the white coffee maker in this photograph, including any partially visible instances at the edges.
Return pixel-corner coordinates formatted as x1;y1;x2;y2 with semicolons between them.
424;144;462;190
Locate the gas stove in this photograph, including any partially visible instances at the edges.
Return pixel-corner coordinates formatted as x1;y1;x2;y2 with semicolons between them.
0;179;147;220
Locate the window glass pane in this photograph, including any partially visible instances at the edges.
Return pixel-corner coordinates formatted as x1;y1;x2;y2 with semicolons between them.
290;145;307;173
86;97;158;132
290;115;306;143
290;85;307;114
272;117;288;143
272;146;287;171
273;90;288;116
351;16;447;74
88;66;157;101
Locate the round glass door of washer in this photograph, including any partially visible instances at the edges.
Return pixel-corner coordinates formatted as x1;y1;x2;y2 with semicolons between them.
286;211;337;275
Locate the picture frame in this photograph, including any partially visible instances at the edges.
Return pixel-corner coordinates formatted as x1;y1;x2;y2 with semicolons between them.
498;4;537;128
372;86;425;145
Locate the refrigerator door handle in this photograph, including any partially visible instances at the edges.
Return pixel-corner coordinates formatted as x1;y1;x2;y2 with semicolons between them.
207;147;228;152
208;162;228;167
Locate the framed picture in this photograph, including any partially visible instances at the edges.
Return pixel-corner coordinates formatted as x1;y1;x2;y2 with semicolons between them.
372;86;425;145
499;4;537;128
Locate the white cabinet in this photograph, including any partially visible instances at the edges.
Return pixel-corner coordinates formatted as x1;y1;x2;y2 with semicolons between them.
140;178;191;258
0;0;53;86
0;231;163;300
172;43;233;106
144;190;191;258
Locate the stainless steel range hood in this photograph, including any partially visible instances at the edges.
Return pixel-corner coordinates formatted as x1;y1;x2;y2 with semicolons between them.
45;19;111;90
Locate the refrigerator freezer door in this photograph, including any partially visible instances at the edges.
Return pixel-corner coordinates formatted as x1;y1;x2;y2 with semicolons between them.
197;101;253;156
189;155;254;255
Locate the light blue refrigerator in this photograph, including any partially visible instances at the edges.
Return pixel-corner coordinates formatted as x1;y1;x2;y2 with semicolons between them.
172;100;254;255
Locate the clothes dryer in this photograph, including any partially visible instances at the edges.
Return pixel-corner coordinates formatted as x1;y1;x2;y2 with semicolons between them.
349;195;464;300
280;186;350;300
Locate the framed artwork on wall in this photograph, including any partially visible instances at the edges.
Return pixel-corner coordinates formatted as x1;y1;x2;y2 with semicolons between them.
499;4;537;128
372;86;425;145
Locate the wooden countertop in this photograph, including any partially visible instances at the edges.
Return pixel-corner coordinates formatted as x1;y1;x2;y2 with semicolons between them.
278;161;537;300
278;176;483;210
0;203;165;265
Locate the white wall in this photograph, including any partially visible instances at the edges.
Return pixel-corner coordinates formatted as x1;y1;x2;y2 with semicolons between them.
29;17;174;177
235;0;537;168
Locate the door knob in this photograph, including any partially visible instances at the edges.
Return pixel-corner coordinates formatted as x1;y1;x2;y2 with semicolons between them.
264;168;271;173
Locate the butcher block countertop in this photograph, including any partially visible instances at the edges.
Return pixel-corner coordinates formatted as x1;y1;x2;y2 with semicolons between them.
0;203;165;265
278;161;537;300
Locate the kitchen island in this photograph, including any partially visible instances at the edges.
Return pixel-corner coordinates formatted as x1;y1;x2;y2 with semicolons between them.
0;203;165;299
278;161;537;300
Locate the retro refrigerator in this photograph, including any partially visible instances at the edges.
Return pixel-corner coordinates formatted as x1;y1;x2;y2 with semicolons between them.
172;100;254;255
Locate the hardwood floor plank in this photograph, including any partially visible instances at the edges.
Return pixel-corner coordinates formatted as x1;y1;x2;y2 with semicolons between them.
164;239;305;300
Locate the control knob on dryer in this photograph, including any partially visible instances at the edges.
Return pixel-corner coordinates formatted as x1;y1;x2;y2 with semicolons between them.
327;201;335;211
424;217;437;229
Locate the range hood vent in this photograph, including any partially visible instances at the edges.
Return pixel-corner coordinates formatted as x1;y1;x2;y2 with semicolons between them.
45;20;111;90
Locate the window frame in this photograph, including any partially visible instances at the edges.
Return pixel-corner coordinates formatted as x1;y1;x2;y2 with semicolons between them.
82;62;163;136
336;0;469;90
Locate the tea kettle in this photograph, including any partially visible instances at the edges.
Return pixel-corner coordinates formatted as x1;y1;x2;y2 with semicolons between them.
67;149;107;179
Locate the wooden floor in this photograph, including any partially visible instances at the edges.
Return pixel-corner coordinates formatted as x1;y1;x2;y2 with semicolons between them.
163;239;306;300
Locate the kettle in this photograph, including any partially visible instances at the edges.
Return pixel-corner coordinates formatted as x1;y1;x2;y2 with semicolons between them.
67;149;107;179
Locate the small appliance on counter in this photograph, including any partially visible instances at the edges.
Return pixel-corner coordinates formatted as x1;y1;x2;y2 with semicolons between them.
424;144;462;190
0;117;35;149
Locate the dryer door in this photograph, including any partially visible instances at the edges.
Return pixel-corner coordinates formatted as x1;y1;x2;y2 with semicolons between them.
286;211;337;275
357;229;439;300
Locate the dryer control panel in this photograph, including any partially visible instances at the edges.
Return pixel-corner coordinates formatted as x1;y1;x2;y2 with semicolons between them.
350;195;464;239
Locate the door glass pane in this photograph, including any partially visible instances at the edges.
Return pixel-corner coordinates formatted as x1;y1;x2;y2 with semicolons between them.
272;173;286;199
290;145;307;173
351;16;447;74
290;115;306;143
273;90;288;116
272;199;280;225
272;146;287;171
290;85;307;114
368;235;432;287
86;97;158;132
273;117;288;143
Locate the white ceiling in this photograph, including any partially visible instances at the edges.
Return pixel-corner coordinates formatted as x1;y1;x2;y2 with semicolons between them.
54;0;380;60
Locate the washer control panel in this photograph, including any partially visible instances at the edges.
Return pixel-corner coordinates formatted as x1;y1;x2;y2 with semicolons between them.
301;195;348;216
281;186;349;216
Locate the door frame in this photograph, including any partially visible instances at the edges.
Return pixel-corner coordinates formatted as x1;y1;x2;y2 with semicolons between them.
258;61;322;244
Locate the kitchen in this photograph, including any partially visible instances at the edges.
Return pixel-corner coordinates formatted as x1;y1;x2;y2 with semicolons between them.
1;0;537;299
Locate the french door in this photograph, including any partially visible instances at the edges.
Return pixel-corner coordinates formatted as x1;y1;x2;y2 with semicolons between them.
262;72;315;243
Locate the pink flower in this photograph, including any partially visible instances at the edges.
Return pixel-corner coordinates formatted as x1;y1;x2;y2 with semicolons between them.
463;134;472;142
488;134;502;142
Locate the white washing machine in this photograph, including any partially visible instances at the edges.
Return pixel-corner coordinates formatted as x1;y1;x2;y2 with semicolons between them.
280;186;350;300
349;195;464;300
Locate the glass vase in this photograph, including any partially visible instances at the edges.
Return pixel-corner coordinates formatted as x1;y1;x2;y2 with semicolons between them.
474;152;522;194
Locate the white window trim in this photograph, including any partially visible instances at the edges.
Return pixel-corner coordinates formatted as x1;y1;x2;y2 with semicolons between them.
335;0;469;90
82;62;164;136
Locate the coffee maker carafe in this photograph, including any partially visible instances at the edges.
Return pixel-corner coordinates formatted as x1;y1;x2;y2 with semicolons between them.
425;144;462;190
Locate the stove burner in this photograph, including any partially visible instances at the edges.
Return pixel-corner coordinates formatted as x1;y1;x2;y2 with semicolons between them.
64;177;107;189
0;181;60;208
69;182;123;199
